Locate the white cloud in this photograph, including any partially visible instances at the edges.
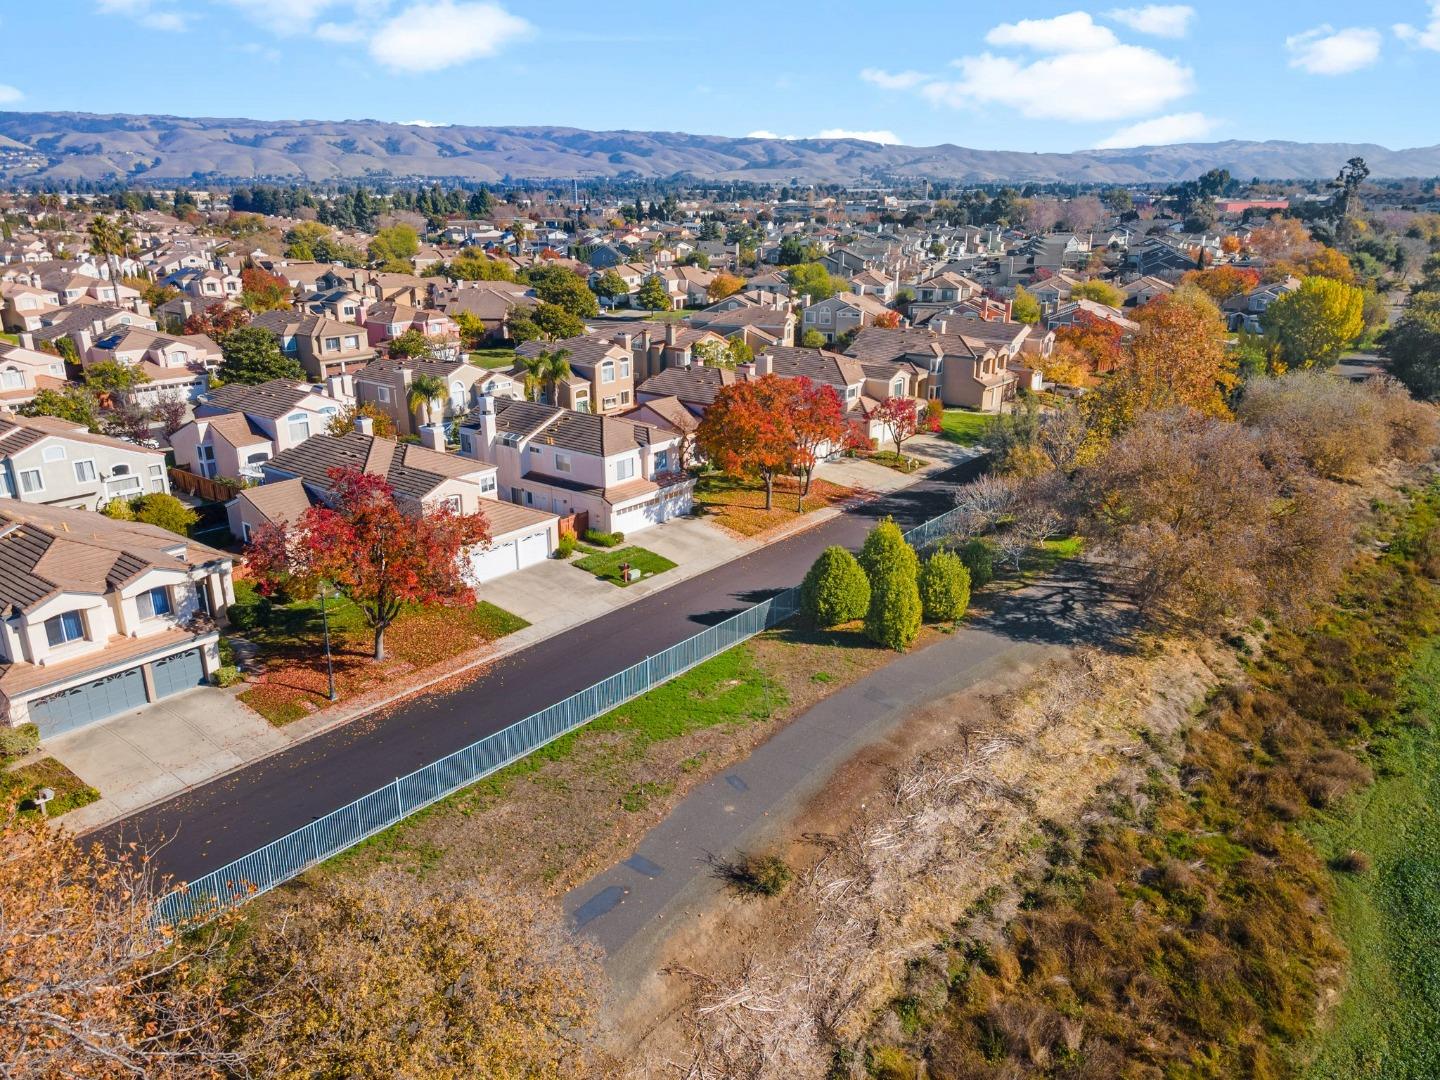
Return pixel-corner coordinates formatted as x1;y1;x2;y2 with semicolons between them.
1395;3;1440;50
814;129;901;145
747;129;902;145
985;12;1118;52
96;0;187;31
315;21;367;42
402;119;446;127
221;0;341;34
1286;25;1382;74
368;1;532;72
1106;5;1195;38
922;44;1193;121
860;67;930;90
0;85;23;106
1094;111;1218;148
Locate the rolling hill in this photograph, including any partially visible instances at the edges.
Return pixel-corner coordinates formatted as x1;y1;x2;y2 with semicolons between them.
0;112;1436;186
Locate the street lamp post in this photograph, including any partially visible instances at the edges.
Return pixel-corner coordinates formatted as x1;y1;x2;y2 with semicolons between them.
318;582;338;702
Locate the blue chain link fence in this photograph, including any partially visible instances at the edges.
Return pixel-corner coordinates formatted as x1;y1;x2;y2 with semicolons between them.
153;504;967;925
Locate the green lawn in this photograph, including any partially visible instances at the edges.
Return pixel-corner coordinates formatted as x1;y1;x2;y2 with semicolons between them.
939;408;994;447
643;309;690;322
3;757;99;818
1303;640;1440;1080
0;332;18;346
573;544;677;587
469;348;517;369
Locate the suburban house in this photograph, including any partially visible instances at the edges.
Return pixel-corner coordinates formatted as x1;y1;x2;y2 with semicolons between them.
361;301;462;361
1;283;61;333
515;335;635;414
0;341;67;409
1122;275;1176;306
1222;277;1302;333
354;356;485;437
1126;237;1200;278
0;500;234;737
0;415;169;509
845;320;1050;412
229;424;558;582
250;309;378;380
913;271;982;305
83;326;221;406
635;363;744;417
800;292;896;343
1022;233;1092;271
433;281;537;343
458;396;692;535
1048;299;1141;335
751;346;927;441
685;301;796;349
173;380;346;480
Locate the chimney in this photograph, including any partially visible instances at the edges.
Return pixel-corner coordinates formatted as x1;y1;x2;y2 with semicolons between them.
476;393;498;451
754;351;773;376
419;424;446;452
665;321;678;347
354;414;374;436
617;331;633;352
935;318;949;336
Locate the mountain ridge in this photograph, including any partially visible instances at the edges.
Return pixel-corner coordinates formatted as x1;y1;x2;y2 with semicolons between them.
0;112;1437;186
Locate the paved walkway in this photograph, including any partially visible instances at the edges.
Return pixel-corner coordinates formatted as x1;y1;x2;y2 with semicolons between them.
55;452;976;837
563;558;1128;989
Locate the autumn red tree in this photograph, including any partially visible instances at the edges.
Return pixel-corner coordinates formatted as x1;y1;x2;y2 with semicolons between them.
874;309;902;330
790;377;846;502
697;374;800;510
239;266;293;312
183;301;250;338
246;467;490;660
871;396;932;467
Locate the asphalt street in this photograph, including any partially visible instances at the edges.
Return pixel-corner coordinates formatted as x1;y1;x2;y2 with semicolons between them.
92;463;981;884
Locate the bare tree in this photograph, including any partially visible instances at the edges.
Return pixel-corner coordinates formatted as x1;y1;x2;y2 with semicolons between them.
951;473;1019;538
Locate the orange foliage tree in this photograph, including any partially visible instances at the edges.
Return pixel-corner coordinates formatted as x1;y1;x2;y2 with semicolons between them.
247;467;490;660
790;377;847;500
697;373;801;510
1181;265;1260;303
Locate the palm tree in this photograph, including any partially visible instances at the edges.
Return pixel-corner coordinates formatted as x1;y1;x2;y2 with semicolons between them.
518;354;548;402
536;348;571;406
406;373;449;429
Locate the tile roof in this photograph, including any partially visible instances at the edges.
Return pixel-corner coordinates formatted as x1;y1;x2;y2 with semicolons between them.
265;431;489;502
232;477;313;528
635;365;739;407
0;414;165;459
200;380;316;420
0;501;229;616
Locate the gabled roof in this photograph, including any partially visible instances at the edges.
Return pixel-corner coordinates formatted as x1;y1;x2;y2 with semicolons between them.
266;430;488;502
476;398;671;457
758;346;865;388
0;414;164;460
636;364;740;407
201;380;320;420
0;501;228;616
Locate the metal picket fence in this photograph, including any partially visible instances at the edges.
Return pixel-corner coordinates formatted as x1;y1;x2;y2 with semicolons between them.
153;505;968;926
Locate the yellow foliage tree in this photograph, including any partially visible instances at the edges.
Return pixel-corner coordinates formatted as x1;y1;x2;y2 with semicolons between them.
1262;276;1365;369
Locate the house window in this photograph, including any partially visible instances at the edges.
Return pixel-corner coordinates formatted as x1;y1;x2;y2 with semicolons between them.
615;457;636;481
42;445;65;463
344;336;359;350
0;368;21;388
287;414;310;442
44;610;85;647
149;463;164;479
459;432;473;454
376;385;391;403
619;360;631;378
600;361;615;384
109;476;142;495
846;386;859;400
554;451;571;473
137;586;172;619
324;337;341;352
19;468;42;494
0;472;10;498
478;473;496;493
73;460;97;483
619;390;631;405
654;449;670;474
443;495;462;512
281;336;298;353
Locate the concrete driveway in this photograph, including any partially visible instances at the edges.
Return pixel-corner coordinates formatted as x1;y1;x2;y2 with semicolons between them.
48;688;287;833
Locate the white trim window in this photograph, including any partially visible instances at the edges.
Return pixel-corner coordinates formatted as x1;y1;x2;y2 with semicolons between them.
286;413;311;442
554;451;571;474
44;609;85;647
42;445;66;463
19;468;43;494
614;457;636;481
73;459;97;483
600;361;615;384
137;586;172;620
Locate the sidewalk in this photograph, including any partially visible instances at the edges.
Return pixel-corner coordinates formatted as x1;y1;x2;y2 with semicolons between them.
54;452;974;835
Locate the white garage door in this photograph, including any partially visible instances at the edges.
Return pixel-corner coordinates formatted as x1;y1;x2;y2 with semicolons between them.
516;530;549;568
468;539;519;583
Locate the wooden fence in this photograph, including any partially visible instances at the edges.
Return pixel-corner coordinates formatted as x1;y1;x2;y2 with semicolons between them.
169;468;240;504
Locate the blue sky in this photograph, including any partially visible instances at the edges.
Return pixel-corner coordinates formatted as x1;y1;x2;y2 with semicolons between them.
2;2;1438;152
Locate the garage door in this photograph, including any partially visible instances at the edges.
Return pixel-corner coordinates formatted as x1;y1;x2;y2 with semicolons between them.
516;530;550;569
469;538;518;583
30;666;148;739
153;648;206;699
